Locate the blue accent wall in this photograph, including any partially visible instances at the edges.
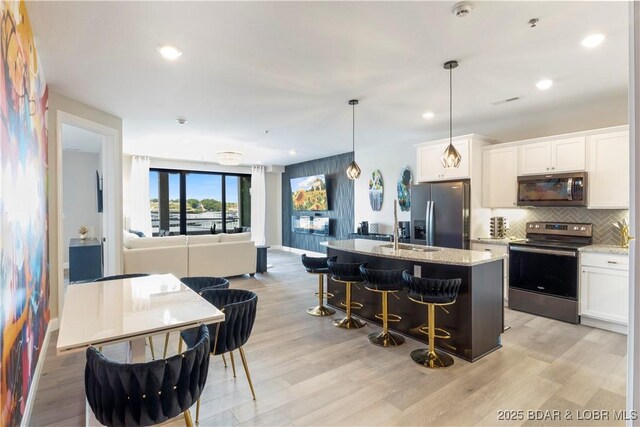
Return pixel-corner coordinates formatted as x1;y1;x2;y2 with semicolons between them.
282;153;354;253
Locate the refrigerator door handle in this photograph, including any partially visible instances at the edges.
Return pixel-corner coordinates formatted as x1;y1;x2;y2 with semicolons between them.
426;201;434;246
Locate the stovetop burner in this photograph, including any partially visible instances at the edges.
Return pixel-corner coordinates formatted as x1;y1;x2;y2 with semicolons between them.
509;221;593;251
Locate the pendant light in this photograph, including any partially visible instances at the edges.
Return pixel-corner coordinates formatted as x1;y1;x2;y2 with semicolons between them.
442;60;462;168
346;99;362;179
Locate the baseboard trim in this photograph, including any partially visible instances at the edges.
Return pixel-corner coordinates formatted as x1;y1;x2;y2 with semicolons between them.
580;316;627;335
274;245;325;257
21;317;58;427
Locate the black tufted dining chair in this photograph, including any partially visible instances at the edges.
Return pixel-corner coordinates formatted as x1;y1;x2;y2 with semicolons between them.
85;324;210;427
162;277;231;358
180;289;258;422
94;273;156;358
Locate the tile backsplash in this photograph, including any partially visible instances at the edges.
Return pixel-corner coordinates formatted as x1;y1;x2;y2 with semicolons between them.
491;208;629;246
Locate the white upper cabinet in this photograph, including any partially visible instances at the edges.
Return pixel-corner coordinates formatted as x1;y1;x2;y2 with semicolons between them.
417;139;470;182
519;137;586;175
587;130;629;208
482;146;518;208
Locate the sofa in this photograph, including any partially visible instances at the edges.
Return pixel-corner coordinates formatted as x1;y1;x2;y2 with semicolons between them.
123;232;257;278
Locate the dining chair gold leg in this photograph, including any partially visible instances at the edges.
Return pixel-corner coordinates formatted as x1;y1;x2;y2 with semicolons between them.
183;409;194;427
239;347;256;400
221;353;228;367
163;332;170;358
196;398;201;423
148;337;155;360
178;337;183;354
98;346;103;353
229;350;237;378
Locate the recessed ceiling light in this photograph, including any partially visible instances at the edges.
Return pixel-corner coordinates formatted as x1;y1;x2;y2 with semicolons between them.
157;45;182;60
422;111;435;120
288;149;297;156
176;118;187;125
536;79;553;90
581;33;605;48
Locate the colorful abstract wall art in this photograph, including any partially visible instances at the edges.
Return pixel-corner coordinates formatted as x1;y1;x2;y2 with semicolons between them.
397;167;412;212
368;169;383;211
1;1;49;425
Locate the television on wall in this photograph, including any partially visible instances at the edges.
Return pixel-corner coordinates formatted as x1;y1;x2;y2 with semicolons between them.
290;174;328;211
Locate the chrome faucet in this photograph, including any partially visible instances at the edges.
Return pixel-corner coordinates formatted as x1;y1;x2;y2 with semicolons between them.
393;200;399;251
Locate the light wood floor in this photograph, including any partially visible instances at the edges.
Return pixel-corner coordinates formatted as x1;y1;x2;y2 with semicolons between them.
31;250;627;426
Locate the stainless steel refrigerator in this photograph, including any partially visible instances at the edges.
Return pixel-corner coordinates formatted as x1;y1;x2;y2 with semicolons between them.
410;180;470;249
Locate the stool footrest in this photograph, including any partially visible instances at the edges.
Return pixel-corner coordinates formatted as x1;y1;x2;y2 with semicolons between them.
340;301;363;310
315;292;334;299
374;313;402;323
415;325;451;340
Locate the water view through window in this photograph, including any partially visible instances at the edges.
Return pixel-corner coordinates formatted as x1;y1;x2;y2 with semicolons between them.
149;169;250;236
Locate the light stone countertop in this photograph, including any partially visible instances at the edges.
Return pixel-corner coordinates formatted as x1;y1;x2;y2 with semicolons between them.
579;245;630;256
321;239;505;267
470;238;522;246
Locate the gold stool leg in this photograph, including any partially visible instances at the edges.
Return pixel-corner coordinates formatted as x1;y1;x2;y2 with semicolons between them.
221;353;228;367
411;304;454;368
307;274;335;317
196;398;200;423
239;347;256;400
333;282;366;329
229;350;237;378
369;291;405;347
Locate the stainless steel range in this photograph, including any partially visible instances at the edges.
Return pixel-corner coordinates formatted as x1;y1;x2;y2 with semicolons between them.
508;221;593;324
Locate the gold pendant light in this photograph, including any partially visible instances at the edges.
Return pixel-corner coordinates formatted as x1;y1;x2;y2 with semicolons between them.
346;99;362;179
442;60;462;168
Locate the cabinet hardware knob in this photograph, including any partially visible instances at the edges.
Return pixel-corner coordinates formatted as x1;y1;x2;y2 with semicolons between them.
546;167;550;171
484;249;492;252
607;261;618;264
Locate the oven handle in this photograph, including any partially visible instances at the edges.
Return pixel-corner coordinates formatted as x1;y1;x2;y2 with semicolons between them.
509;246;577;257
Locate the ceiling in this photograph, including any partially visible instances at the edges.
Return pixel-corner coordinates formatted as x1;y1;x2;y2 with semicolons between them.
29;1;628;166
61;123;103;153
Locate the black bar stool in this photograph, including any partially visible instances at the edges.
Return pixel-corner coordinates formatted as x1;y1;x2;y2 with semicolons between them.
402;271;462;368
301;255;336;317
327;260;367;329
360;266;405;347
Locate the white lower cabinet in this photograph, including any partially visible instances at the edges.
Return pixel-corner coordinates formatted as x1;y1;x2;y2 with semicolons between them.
580;253;628;334
471;242;508;302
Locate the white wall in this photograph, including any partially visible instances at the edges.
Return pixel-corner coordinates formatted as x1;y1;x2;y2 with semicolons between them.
353;143;415;234
265;172;282;246
62;151;103;263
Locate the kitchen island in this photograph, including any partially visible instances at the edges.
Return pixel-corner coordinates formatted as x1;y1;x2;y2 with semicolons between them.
322;239;505;362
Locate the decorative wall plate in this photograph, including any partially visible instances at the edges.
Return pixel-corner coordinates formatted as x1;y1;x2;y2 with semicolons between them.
369;169;384;211
397;167;412;212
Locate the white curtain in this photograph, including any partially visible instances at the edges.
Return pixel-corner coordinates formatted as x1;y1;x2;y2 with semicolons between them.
129;156;152;237
250;165;266;245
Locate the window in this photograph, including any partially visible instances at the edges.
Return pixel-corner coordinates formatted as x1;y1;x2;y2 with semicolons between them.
149;169;251;236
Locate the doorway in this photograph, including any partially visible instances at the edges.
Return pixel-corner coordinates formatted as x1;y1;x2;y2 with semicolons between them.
56;112;120;317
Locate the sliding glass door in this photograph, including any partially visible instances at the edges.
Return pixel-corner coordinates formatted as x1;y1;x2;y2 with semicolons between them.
149;170;181;236
149;168;251;236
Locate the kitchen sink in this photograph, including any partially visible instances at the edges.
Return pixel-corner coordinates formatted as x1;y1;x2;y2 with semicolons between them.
379;243;440;252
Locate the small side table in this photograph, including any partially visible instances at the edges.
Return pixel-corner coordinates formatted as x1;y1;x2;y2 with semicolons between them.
256;245;270;274
69;238;103;282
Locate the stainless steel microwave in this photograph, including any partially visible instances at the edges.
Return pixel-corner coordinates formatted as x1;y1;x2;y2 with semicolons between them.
517;172;587;207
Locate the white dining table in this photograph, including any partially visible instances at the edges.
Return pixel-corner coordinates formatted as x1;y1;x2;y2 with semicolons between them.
56;273;225;425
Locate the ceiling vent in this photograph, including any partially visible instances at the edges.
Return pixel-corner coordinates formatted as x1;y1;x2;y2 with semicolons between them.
452;2;474;17
491;96;521;106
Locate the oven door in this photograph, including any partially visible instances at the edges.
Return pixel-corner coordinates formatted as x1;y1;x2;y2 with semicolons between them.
508;245;579;299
